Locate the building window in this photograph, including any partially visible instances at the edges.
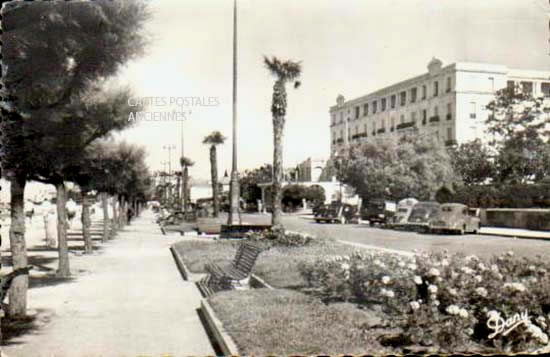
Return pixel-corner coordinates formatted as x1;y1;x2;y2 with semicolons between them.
434;106;439;116
422;85;427;100
411;88;417;103
340;129;343;139
355;106;360;119
446;103;452;120
381;98;387;111
521;81;533;95
542;83;550;97
433;81;439;97
470;102;476;119
391;95;396;109
363;103;368;116
446;77;451;93
422;109;427;125
400;114;405;124
447;127;452;140
391;117;395;127
348;128;351;140
372;101;378;114
400;91;406;106
411;111;417;123
355;125;358;134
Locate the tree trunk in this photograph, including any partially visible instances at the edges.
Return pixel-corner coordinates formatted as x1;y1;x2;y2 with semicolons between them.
210;146;219;217
183;167;189;213
8;175;29;316
55;181;70;278
101;193;109;243
111;195;118;238
81;192;92;254
272;118;285;228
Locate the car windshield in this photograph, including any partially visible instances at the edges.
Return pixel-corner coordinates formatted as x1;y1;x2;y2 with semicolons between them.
442;206;454;212
398;208;408;213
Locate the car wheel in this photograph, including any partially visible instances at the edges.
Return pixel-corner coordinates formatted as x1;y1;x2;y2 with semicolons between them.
472;223;479;234
315;219;321;223
458;225;465;235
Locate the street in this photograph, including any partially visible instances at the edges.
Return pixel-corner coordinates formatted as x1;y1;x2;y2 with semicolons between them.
234;214;550;259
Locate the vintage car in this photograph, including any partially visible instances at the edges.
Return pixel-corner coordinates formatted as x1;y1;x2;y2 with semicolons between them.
406;201;441;231
429;203;481;234
360;199;396;226
314;202;358;224
390;198;419;229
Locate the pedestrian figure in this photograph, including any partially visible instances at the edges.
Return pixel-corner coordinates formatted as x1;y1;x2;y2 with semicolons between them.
127;207;134;224
44;210;57;248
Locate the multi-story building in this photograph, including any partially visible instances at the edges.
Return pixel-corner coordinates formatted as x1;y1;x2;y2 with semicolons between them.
329;57;550;155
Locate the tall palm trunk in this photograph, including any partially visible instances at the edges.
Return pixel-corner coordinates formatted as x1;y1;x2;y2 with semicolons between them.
101;193;109;242
56;181;70;277
210;146;219;217
183;167;189;213
81;192;92;254
272;119;285;228
8;174;28;316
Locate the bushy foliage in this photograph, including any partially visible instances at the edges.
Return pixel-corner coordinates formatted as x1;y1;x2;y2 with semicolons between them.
245;228;316;248
439;183;550;208
298;250;550;353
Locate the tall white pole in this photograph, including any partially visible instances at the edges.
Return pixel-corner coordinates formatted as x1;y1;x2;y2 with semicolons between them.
228;0;240;225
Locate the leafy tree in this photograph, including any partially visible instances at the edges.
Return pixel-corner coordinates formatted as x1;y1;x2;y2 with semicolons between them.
486;86;550;183
202;131;226;217
0;0;150;315
239;164;272;204
306;185;326;206
338;136;455;202
282;184;309;210
448;139;496;185
264;56;302;228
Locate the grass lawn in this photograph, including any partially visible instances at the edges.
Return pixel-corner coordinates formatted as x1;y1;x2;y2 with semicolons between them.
172;238;359;288
208;288;393;355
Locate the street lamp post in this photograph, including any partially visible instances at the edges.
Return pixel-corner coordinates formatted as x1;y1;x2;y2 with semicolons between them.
228;0;241;225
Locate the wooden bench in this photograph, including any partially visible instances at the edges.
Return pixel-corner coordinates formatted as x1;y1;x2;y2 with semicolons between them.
198;242;263;297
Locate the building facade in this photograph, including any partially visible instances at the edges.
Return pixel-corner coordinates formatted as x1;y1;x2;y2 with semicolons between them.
329;58;550;155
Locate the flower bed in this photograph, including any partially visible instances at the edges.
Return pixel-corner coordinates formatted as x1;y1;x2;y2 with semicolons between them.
298;249;550;353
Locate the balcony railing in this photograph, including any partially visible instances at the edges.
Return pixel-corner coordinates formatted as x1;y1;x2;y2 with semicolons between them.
396;121;416;130
429;116;440;123
336;138;344;143
377;128;386;134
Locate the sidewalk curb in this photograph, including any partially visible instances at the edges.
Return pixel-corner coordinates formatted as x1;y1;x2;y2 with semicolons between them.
478;231;550;241
338;240;414;257
169;245;206;282
200;299;240;356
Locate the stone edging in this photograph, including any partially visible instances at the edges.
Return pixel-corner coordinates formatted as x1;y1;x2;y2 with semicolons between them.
249;274;274;290
200;299;240;356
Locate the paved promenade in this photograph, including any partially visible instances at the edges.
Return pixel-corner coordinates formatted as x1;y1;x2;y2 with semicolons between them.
3;211;214;357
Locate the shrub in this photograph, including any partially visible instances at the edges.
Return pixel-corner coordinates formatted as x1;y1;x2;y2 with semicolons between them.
298;250;550;353
245;228;317;248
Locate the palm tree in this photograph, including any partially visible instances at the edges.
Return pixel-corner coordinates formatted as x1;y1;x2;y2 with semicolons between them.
180;156;194;213
203;131;226;217
264;56;302;228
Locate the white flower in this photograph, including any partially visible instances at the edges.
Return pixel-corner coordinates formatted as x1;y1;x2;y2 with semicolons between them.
506;251;514;257
465;328;474;336
490;264;499;272
408;264;417;270
446;305;460;315
475;287;488;297
413;276;423;285
451;271;459;279
432;300;440;307
528;265;536;271
461;267;474;274
447;288;458;296
428;268;440;277
504;282;526;292
496;273;503;280
474;275;483;283
428;285;438;294
459;308;469;318
441;259;449;267
386;290;395;298
410;301;420;310
477;263;486;271
373;259;382;266
381;276;391;284
341;263;350;270
530;277;538;283
397;261;405;268
436;277;443;283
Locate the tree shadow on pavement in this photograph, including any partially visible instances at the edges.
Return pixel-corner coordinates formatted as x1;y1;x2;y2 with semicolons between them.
1;308;54;346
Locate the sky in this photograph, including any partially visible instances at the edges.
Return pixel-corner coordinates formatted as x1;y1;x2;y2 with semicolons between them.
112;0;550;181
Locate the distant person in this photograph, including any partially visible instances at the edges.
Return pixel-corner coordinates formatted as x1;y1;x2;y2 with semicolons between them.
44;210;57;248
127;207;134;224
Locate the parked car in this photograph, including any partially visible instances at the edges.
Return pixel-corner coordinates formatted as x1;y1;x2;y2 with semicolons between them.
360;199;396;226
314;202;358;224
390;198;419;229
429;203;480;234
406;201;441;232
